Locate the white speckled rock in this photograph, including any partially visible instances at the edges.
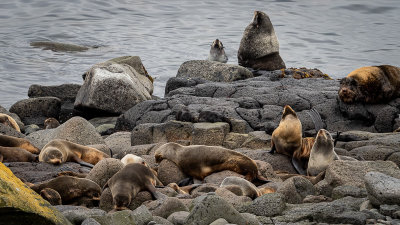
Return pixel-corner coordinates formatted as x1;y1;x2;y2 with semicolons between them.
365;172;400;206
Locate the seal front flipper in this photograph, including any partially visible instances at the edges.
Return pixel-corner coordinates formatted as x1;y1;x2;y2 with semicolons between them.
291;157;307;175
178;177;194;187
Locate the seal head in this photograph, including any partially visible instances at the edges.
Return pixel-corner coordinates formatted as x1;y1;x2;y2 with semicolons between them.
208;39;228;63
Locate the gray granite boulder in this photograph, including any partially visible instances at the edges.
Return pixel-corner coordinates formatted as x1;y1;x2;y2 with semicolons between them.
104;132;131;156
176;60;253;82
26;116;105;149
28;84;81;102
86;158;124;188
157;159;188;185
276;176;316;204
91;206;153;225
215;187;252;210
144;197;188;219
331;185;367;200
0;124;25;138
165;77;209;95
364;172;400;206
184;193;257;225
240;193;286;217
61;207;106;225
191;122;229;146
167;211;190;225
9;97;61;125
75;61;153;115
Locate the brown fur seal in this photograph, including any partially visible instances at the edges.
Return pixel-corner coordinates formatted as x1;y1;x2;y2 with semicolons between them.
290;137;316;175
238;11;285;71
44;117;60;129
208;39;228;63
0;146;38;162
0;113;21;132
40;188;62;205
39;139;109;167
270;105;303;171
155;142;268;182
30;176;101;206
104;163;165;211
307;129;338;176
0;134;40;154
339;65;400;104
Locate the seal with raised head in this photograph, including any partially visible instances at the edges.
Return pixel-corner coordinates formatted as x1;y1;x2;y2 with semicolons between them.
104;163;165;211
238;11;285;71
339;65;400;104
44;117;60;129
307;129;338;176
39;139;109;167
0;134;40;154
30;176;101;206
0;146;38;162
0;113;21;132
208;39;228;63
155;142;268;182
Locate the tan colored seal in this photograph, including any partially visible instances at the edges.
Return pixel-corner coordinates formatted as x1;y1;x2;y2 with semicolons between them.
104;163;165;211
0;113;20;132
339;65;400;104
0;146;38;162
155;142;268;182
208;39;228;63
30;176;101;206
39;139;109;167
0;134;40;154
307;129;338;176
44;118;60;129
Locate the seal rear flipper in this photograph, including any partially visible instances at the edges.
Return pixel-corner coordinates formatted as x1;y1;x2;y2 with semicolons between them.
178;177;194;187
291;157;307;175
253;174;271;186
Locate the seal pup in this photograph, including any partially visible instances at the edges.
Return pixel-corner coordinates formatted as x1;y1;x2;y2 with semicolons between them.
339;65;400;104
270;105;303;170
39;139;109;167
104;163;166;211
121;154;147;166
220;176;262;199
155;142;269;182
208;39;228;63
238;11;285;71
44;118;60;129
0;146;38;162
0;113;21;132
0;134;40;154
307;129;338;176
30;176;101;206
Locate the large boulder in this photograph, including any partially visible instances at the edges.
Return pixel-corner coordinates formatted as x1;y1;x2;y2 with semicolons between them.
0;162;72;225
26;116;105;149
0;105;25;132
104;132;131;156
75;61;153;115
240;193;286;217
364;172;400;206
9;97;61;125
86;158;124;188
176;60;253;82
28;84;81;102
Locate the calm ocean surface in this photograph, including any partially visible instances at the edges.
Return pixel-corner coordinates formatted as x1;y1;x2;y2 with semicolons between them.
0;0;399;109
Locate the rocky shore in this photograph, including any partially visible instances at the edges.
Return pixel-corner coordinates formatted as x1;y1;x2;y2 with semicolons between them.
1;55;400;225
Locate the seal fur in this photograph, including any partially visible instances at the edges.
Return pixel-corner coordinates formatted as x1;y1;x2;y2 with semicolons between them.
0;113;21;132
0;146;38;162
208;39;228;63
0;134;40;154
339;65;400;104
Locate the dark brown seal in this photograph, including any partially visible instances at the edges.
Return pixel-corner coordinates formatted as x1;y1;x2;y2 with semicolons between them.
155;142;268;182
238;11;285;71
39;139;109;167
30;176;101;206
0;146;38;162
339;65;400;104
104;163;165;211
0;134;40;154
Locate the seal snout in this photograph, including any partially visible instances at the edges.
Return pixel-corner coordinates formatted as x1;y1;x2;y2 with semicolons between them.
317;129;327;139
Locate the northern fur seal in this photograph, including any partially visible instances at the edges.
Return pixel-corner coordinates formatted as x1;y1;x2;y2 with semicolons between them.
0;146;38;162
155;142;268;182
39;139;109;167
104;163;165;211
0;134;40;154
339;65;400;104
30;176;101;206
307;129;338;176
208;39;228;63
0;113;21;132
44;118;60;129
238;11;285;71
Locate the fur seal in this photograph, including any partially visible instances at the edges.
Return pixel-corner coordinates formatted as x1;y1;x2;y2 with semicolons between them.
0;146;38;162
104;163;165;211
238;11;285;71
307;129;338;176
121;154;147;166
220;176;262;199
39;139;109;167
30;176;101;206
0;113;21;132
339;65;400;104
0;134;40;154
155;142;268;182
40;188;62;205
208;39;228;63
44;118;60;129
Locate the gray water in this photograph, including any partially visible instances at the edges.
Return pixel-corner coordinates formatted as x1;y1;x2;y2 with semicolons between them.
1;0;399;109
